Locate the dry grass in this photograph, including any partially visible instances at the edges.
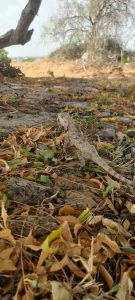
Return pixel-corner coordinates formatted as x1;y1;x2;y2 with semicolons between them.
12;57;135;81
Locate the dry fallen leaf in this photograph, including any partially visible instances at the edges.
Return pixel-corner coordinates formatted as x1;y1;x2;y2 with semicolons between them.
51;281;73;300
116;270;133;300
0;159;10;172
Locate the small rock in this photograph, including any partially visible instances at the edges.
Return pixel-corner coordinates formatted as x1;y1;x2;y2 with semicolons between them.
131;147;135;158
118;87;127;97
117;116;133;124
37;143;48;151
99;110;111;118
100;126;116;140
0;71;4;84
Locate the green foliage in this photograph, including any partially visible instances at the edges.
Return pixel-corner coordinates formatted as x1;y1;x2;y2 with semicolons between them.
39;175;53;185
121;56;132;63
0;48;11;63
84;115;93;128
39;149;54;162
47;70;55;78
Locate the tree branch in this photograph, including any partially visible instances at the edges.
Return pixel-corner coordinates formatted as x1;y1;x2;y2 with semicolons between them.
0;0;42;48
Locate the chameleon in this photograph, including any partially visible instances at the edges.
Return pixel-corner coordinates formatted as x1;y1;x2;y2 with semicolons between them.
58;112;134;186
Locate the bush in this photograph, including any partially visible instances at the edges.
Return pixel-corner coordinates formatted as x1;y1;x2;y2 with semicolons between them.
49;43;86;60
0;48;11;63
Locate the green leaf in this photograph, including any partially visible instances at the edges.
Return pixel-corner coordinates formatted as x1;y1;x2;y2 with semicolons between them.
102;183;116;198
41;227;62;254
78;207;92;223
95;284;120;300
33;161;44;168
39;175;53;185
8;158;22;169
85;166;105;174
107;284;121;295
20;147;35;158
40;149;54;162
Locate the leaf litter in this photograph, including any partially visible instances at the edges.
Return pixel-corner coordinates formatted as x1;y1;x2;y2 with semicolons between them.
0;72;135;299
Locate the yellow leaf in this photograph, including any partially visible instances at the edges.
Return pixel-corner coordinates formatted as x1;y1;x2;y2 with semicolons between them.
78;207;91;223
102;117;117;123
0;228;16;246
1;201;8;228
41;227;62;253
37;227;62;269
126;202;135;214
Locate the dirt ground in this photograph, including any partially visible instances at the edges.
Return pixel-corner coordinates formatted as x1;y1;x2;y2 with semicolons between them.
12;57;135;80
0;58;135;299
1;57;135;213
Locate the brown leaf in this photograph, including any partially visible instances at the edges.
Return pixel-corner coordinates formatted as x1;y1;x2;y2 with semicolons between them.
50;253;68;272
90;178;105;190
97;233;121;253
0;258;16;272
57;215;80;225
68;259;86;278
0;159;10;172
61;221;73;241
116;270;133;300
104;197;118;216
51;281;72;300
59;205;81;217
98;264;114;289
102;218;131;237
1;201;8;228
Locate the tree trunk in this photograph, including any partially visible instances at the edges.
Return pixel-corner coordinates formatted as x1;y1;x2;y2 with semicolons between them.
0;0;42;48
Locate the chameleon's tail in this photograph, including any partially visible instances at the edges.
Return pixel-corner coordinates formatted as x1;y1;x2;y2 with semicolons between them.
93;154;133;186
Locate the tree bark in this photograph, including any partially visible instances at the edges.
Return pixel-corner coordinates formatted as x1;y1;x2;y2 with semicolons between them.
0;0;42;48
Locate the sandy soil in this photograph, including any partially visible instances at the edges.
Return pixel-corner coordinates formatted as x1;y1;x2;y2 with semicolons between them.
12;57;135;81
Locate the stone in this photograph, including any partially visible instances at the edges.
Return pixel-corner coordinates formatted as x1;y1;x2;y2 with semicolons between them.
0;71;4;84
100;126;116;140
131;147;135;158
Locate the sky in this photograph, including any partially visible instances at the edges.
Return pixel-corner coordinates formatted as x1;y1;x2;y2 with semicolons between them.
0;0;58;57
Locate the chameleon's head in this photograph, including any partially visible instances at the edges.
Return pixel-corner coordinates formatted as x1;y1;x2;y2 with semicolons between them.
57;112;70;130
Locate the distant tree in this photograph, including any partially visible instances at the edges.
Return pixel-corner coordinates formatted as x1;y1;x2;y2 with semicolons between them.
42;0;135;62
0;0;42;48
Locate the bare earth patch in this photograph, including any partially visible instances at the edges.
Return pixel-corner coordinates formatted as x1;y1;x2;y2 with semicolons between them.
12;57;135;80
